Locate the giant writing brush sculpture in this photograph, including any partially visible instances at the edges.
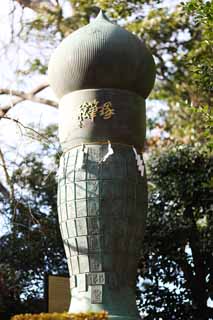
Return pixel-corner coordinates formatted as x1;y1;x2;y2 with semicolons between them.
48;11;155;319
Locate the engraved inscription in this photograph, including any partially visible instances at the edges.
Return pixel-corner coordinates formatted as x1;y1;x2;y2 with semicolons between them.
87;272;105;285
88;235;101;252
78;100;115;128
91;285;103;304
89;254;102;272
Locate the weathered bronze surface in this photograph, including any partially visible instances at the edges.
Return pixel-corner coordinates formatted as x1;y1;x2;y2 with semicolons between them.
57;144;147;316
59;89;145;152
48;9;155;319
48;11;155;100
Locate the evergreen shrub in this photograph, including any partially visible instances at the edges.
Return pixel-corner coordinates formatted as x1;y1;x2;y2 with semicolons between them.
11;312;108;320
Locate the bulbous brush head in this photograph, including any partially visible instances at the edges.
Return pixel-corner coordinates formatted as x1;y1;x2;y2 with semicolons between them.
48;10;156;100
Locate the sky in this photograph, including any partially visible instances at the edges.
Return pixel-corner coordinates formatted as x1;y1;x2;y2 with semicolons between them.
0;0;169;167
0;0;173;232
0;0;60;235
1;0;213;311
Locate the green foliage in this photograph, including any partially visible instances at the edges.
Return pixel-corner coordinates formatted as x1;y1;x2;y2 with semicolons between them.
0;126;65;318
19;0;212;146
182;0;213;148
1;0;212;318
139;145;213;319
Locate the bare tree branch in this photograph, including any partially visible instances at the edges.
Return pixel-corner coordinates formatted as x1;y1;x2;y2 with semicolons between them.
14;0;58;12
0;181;10;199
0;148;15;205
0;82;58;118
1;116;52;143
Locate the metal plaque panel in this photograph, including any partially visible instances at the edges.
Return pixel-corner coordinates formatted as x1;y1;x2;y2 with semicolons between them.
89;254;102;272
66;184;75;201
75;181;86;199
76;236;88;254
71;256;80;274
91;285;103;304
87;198;99;216
77;274;87;292
87;272;105;285
87;217;100;234
88;235;101;252
61;222;68;239
87;181;99;198
66;201;76;219
76;218;87;236
78;255;90;273
67;237;78;256
70;275;77;289
66;219;77;237
76;200;87;217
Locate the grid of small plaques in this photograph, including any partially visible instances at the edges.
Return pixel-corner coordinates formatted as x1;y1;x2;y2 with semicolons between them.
57;144;147;304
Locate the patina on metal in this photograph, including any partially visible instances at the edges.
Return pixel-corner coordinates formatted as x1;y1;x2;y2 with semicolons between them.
48;10;155;319
59;89;145;152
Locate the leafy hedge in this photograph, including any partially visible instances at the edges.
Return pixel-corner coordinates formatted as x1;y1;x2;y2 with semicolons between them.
11;312;108;320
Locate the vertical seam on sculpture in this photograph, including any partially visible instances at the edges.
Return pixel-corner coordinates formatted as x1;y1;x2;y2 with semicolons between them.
100;147;104;281
74;148;78;220
57;159;62;224
64;152;70;222
63;153;70;264
84;147;89;273
73;149;79;276
85;146;89;216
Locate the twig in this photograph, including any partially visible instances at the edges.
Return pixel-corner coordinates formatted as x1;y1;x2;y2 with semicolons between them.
1;116;52;143
0;82;57;118
0;181;10;199
0;148;15;208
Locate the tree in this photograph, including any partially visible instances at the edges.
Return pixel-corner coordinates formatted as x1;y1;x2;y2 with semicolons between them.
0;0;212;318
0;126;68;318
1;0;211;146
138;145;213;319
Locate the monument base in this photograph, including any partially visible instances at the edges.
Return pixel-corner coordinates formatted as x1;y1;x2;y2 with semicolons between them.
69;286;140;319
108;317;140;320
